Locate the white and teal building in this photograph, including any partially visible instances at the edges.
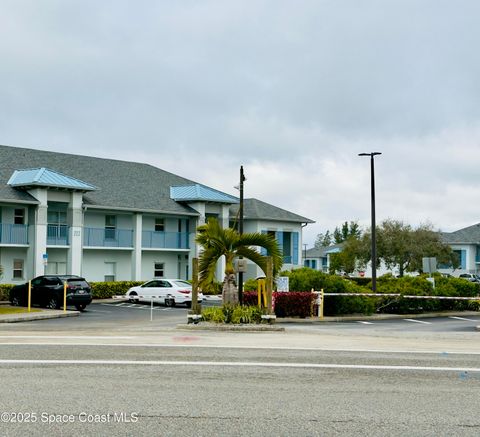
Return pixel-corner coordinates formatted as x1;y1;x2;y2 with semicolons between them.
439;223;480;275
0;145;313;284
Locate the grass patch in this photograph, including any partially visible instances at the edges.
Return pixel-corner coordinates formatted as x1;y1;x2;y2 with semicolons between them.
0;307;42;315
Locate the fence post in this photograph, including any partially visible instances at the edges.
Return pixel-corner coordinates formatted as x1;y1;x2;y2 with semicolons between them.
319;289;324;319
192;258;200;315
266;257;273;314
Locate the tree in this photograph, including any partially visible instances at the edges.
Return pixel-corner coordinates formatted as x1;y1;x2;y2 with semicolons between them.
315;221;361;248
314;230;332;248
195;218;283;304
329;236;369;274
356;219;458;277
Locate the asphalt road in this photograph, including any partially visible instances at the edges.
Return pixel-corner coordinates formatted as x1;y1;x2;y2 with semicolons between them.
0;344;479;436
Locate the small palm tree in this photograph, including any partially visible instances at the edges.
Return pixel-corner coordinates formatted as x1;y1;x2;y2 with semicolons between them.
196;218;283;304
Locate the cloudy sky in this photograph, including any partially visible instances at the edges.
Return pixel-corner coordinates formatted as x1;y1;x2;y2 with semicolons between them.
1;0;480;246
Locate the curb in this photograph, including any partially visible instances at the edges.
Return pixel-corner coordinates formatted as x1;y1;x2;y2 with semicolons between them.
177;323;285;332
277;311;480;324
0;310;80;323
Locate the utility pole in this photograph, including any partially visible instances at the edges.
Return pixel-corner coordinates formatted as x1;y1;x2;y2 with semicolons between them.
359;152;381;292
238;165;246;304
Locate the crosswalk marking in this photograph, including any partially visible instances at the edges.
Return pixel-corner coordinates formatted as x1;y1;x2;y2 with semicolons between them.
403;318;431;325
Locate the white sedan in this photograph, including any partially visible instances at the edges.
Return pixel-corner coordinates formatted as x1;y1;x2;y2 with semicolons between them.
125;279;204;307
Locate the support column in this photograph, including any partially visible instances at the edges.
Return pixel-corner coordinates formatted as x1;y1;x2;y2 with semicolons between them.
132;213;143;280
28;189;48;277
189;202;206;259
68;192;83;275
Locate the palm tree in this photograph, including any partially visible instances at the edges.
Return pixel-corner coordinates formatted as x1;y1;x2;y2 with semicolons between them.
196;218;283;304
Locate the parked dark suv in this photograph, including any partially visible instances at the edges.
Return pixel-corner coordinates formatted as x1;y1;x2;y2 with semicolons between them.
9;275;93;311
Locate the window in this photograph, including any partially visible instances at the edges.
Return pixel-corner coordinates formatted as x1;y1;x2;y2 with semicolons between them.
155;218;165;232
105;215;116;239
13;259;23;279
104;262;116;282
154;262;164;278
14;209;25;225
46;262;67;275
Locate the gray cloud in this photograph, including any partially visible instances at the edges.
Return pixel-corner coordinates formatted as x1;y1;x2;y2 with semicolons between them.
1;0;480;244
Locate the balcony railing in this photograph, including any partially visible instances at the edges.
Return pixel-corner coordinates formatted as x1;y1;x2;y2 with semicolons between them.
84;227;134;248
47;224;69;245
0;223;28;245
142;231;190;249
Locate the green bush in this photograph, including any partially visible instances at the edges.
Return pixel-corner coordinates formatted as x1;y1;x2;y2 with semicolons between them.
243;278;258;292
201;305;265;324
0;284;15;301
90;281;143;299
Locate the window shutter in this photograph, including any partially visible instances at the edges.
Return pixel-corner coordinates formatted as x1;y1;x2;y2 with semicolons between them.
293;232;299;265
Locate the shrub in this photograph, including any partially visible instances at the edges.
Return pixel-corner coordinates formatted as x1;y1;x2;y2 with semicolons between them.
323;295;377;316
0;284;15;301
201;305;265;324
273;291;315;318
243;278;258;292
201;306;226;323
89;281;143;299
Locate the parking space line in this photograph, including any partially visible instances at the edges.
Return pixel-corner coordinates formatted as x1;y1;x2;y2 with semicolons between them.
449;316;478;322
403;319;431;325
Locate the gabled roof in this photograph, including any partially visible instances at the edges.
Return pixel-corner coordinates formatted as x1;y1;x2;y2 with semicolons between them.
441;223;480;244
170;184;238;204
8;168;96;191
230;198;314;224
0;145;314;222
0;145;200;215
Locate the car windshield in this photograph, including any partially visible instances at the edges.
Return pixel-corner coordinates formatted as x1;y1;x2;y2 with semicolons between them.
173;281;191;288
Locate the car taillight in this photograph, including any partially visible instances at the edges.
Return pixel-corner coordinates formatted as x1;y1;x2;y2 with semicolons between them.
178;290;190;294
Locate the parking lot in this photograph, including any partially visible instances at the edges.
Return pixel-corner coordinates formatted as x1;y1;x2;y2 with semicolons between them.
1;299;478;335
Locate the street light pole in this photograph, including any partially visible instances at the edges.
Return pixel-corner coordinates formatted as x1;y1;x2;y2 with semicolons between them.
359;152;381;292
238;165;245;304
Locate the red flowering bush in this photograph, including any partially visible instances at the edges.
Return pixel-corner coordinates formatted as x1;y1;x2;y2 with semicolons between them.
243;290;315;318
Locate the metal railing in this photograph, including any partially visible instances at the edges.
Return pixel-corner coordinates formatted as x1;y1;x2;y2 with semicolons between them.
47;224;69;245
83;227;134;247
0;223;29;245
142;231;190;249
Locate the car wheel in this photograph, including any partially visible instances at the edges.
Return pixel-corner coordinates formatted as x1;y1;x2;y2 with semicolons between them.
128;292;138;303
165;297;175;307
75;304;87;312
46;297;60;310
185;301;192;308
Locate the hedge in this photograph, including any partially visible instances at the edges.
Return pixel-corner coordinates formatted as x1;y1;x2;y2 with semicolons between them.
0;284;14;301
243;290;315;318
89;281;143;299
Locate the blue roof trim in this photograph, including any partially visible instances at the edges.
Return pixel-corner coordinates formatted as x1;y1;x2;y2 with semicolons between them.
170;184;239;204
7;168;97;191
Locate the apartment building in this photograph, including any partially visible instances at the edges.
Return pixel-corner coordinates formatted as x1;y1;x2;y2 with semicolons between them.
0;145;313;283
